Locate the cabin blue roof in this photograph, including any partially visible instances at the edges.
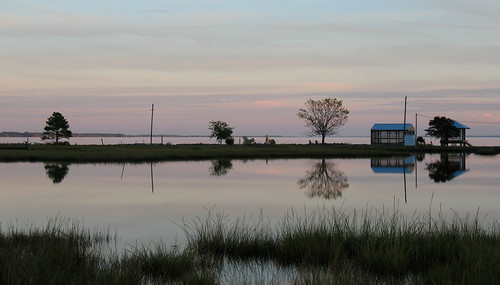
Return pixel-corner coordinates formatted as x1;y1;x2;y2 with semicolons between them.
453;169;469;178
453;121;470;129
371;166;413;174
371;124;413;131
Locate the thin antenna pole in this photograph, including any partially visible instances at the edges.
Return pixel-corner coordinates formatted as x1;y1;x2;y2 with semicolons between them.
403;96;407;133
150;104;154;145
403;96;407;145
415;113;418;148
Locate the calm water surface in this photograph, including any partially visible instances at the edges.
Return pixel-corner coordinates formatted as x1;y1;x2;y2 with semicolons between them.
1;154;499;249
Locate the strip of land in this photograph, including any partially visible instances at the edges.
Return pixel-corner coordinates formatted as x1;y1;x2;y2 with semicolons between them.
0;143;498;162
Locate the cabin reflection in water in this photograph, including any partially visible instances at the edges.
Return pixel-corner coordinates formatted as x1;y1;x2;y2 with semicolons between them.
371;156;415;174
427;153;469;183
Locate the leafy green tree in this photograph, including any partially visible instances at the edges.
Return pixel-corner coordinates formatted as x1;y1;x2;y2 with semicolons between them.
297;98;349;144
42;112;72;144
208;120;233;144
425;116;459;146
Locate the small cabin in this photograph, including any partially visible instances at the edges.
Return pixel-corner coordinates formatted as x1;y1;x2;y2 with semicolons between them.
449;121;470;146
371;123;415;145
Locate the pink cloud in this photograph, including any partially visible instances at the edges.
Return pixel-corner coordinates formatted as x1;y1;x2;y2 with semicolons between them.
297;82;351;93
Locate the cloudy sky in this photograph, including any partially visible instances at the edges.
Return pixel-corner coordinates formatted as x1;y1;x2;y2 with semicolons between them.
1;0;499;137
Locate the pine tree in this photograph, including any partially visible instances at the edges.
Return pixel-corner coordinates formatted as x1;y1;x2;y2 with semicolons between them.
42;112;72;144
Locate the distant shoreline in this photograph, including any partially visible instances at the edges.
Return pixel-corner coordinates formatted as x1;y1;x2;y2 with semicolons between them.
1;132;499;138
0;132;203;138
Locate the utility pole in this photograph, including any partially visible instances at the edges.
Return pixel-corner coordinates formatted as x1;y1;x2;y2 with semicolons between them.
403;96;407;144
415;113;418;148
150;104;154;145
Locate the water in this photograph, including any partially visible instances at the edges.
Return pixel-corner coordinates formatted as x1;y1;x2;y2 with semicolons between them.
0;136;368;145
2;136;500;146
1;154;499;250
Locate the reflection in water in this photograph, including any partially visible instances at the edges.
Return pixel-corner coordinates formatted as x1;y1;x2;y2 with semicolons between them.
371;156;415;174
298;159;349;199
150;162;154;193
44;163;69;184
416;153;425;162
427;153;469;183
209;160;233;176
371;156;416;204
2;156;499;253
119;163;155;192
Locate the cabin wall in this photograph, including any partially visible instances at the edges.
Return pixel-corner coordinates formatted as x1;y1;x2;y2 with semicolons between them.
371;130;406;145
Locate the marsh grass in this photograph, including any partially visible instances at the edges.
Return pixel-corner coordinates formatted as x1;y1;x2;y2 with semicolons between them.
184;206;500;284
1;207;499;284
0;218;217;285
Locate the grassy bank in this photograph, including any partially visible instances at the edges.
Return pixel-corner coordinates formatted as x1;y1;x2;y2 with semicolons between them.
1;209;499;284
0;143;498;162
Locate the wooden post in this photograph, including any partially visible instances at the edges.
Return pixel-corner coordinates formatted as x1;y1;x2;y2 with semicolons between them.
403;96;407;141
415;113;418;148
150;104;154;145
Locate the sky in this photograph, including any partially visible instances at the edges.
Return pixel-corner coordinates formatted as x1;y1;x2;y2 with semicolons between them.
1;0;500;137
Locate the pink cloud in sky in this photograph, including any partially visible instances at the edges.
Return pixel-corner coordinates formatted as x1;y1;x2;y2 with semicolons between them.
2;87;500;137
1;1;499;137
297;82;351;93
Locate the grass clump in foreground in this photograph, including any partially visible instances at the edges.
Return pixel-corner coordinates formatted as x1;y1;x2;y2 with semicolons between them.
184;207;500;284
0;218;216;285
1;208;499;284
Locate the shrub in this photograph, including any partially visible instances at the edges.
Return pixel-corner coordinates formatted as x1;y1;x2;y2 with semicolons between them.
242;137;256;145
417;136;426;145
225;137;235;145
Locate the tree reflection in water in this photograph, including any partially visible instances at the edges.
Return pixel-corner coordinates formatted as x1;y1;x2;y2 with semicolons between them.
209;160;233;176
44;163;69;184
298;159;349;199
426;154;463;183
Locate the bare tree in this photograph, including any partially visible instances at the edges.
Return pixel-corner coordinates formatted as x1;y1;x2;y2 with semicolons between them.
297;98;349;144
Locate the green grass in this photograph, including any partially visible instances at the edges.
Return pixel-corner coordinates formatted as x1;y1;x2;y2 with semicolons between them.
1;208;499;284
0;143;497;163
0;218;217;285
184;207;500;284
